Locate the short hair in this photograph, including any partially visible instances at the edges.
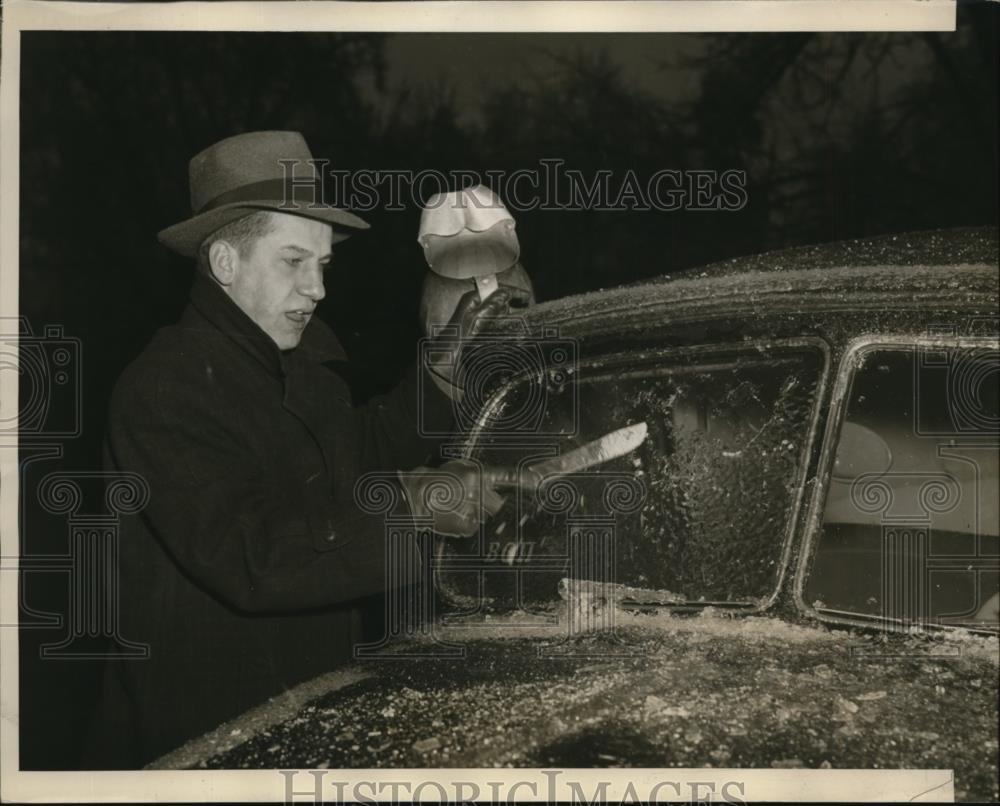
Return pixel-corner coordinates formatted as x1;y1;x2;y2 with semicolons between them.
196;210;277;275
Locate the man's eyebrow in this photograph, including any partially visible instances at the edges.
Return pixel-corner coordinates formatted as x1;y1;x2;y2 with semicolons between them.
279;245;332;262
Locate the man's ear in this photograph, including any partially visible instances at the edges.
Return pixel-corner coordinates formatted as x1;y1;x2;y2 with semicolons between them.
209;240;238;286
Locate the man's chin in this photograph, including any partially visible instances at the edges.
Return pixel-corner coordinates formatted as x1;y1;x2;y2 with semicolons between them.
272;331;304;351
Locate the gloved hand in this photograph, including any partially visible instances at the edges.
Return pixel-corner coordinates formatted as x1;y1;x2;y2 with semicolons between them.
446;286;531;340
425;288;531;398
398;459;518;537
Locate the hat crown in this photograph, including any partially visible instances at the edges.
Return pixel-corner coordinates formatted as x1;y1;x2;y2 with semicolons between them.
188;131;318;213
159;130;369;257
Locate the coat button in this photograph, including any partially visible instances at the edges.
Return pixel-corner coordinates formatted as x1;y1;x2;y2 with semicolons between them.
325;531;337;543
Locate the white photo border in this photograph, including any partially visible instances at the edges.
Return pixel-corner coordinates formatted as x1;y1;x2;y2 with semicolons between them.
0;0;962;802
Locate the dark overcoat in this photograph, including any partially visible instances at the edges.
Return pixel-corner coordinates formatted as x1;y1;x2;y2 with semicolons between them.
88;273;450;768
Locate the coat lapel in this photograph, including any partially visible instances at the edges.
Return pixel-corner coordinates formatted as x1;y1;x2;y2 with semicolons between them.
186;273;349;472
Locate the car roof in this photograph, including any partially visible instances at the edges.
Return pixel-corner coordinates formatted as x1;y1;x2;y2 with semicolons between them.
514;227;999;334
660;226;998;282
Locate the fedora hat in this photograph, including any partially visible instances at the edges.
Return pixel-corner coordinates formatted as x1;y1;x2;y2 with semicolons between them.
158;131;369;257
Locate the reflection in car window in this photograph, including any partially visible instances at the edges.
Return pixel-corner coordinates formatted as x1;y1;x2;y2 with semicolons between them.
444;348;824;608
807;345;999;628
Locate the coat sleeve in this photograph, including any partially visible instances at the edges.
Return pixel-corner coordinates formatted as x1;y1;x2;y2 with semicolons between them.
105;365;421;614
352;360;456;474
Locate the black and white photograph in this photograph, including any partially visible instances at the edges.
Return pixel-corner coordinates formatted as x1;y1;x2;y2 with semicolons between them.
1;0;998;802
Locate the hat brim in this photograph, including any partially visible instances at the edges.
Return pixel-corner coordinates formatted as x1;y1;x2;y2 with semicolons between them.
422;227;520;280
157;200;370;258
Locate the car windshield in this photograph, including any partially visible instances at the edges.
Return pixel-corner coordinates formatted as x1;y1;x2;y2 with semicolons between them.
441;343;825;608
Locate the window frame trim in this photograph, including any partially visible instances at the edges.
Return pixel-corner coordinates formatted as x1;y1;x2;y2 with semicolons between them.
792;333;1000;635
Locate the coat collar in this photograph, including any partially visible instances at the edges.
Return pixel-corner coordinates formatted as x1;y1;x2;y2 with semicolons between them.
187;272;347;377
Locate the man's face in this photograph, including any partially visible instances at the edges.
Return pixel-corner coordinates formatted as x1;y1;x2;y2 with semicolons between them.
226;214;333;350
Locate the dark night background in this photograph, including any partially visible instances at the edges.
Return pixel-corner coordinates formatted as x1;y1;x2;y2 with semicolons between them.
17;10;998;769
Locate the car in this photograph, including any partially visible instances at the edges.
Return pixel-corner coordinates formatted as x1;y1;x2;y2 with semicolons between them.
150;227;999;801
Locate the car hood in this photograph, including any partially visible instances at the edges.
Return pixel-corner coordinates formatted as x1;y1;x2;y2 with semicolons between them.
196;611;999;801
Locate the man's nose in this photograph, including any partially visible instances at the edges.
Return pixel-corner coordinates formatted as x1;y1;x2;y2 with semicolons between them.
299;265;326;302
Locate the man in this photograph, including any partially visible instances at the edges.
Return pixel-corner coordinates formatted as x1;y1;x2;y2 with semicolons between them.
88;131;514;767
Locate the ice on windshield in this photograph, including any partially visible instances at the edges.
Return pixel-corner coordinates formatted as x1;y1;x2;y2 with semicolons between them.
440;346;825;608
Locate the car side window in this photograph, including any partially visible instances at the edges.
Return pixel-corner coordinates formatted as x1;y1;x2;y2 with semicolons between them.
806;343;999;629
440;343;826;610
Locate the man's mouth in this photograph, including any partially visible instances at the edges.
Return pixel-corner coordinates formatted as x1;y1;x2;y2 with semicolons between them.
285;310;313;325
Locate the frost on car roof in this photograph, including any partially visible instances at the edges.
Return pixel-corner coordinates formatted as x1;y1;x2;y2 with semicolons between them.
506;226;998;336
662;226;1000;281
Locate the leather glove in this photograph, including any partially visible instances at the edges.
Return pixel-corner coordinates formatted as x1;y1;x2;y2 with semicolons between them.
451;286;535;339
398;459;518;537
425;288;532;398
